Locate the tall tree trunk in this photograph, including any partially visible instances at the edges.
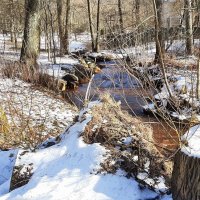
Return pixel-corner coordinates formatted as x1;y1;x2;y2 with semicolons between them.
197;53;200;99
87;0;95;51
64;0;70;55
154;0;165;62
9;0;14;43
118;0;124;33
44;7;51;61
57;0;65;56
48;3;56;64
185;0;194;55
20;0;41;68
135;0;140;25
94;0;101;52
153;0;173;98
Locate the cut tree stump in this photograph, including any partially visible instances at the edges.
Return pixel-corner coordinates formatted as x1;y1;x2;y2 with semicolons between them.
10;150;33;191
172;125;200;200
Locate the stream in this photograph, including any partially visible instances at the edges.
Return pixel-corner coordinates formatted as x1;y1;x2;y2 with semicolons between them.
67;61;179;155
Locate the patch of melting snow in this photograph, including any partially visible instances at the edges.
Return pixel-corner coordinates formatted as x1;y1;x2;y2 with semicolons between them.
181;125;200;157
137;173;168;193
121;137;133;145
171;112;188;120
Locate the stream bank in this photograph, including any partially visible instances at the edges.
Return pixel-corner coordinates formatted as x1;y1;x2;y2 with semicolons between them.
65;61;180;156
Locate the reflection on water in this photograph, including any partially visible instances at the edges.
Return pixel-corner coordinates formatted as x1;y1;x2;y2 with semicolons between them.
66;61;179;155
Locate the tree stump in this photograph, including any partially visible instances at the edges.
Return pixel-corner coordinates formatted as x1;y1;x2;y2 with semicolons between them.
172;125;200;200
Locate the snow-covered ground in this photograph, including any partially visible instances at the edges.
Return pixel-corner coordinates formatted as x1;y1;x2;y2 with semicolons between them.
2;32;196;200
0;77;77;149
181;124;200;157
0;103;172;200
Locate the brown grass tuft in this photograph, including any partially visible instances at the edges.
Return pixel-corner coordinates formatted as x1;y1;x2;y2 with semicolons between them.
82;94;172;191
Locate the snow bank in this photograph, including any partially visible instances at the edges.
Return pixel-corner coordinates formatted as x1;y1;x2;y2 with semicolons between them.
181;125;200;157
0;102;171;200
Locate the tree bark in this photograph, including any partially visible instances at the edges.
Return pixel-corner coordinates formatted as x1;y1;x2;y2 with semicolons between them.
47;3;56;64
154;0;165;62
63;0;71;55
87;0;95;51
118;0;124;33
172;150;200;200
197;53;200;99
153;0;173;98
135;0;140;26
9;0;14;43
57;0;65;56
185;0;194;55
94;0;101;52
20;0;41;68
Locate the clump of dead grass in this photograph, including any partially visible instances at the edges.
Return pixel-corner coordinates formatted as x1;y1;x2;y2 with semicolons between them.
82;93;172;192
1;61;59;93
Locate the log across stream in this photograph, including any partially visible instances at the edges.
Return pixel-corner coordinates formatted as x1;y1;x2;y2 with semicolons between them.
66;61;180;155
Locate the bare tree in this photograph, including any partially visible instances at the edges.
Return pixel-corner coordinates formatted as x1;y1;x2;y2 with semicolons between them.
197;52;200;99
87;0;95;51
57;0;65;56
153;0;173;98
20;0;41;68
184;0;194;55
154;0;165;62
87;0;101;52
94;0;101;52
135;0;140;26
63;0;71;54
118;0;124;32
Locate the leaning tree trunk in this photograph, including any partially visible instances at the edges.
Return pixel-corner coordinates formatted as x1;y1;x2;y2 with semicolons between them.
20;0;41;68
172;150;200;200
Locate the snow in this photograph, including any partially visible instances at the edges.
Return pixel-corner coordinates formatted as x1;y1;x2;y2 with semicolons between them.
0;150;18;195
0;103;172;200
181;125;200;157
0;33;175;200
143;103;156;112
0;77;76;148
121;137;133;145
69;41;86;52
87;50;127;60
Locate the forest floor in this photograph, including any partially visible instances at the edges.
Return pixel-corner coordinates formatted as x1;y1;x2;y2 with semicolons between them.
1;33;199;199
0;33;173;199
0;98;172;200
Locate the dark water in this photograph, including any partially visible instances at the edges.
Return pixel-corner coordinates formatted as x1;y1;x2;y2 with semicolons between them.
67;61;179;155
68;61;145;113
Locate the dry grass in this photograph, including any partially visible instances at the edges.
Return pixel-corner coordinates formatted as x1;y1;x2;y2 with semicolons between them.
1;61;60;93
82;94;172;191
